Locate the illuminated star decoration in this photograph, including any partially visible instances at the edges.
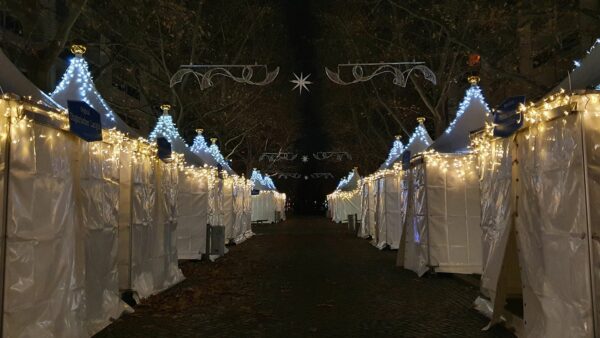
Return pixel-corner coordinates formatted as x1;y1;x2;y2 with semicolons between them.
290;73;312;95
302;155;309;163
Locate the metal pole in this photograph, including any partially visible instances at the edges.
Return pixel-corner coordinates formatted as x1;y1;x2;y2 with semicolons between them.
0;102;14;335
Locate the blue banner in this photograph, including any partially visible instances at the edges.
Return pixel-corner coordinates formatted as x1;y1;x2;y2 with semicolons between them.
67;100;102;142
493;95;526;138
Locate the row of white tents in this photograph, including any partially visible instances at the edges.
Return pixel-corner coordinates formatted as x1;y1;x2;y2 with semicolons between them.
0;46;285;337
327;40;600;338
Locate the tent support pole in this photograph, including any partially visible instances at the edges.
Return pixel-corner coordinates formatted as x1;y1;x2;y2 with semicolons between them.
581;111;598;337
0;106;13;336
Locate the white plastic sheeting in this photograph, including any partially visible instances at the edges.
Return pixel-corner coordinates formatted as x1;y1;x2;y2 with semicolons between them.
222;178;234;241
515;111;597;337
403;155;482;276
176;172;209;260
242;183;253;239
4;113;85;337
118;147;183;300
251;191;278;223
79;140;130;334
156;161;184;290
2;100;129;337
478;137;517;302
372;173;402;249
329;192;361;224
359;179;376;237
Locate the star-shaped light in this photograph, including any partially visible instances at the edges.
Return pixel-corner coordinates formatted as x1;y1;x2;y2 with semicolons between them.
290;73;312;95
301;155;309;163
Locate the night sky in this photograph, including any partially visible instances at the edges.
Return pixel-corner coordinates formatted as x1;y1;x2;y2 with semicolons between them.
282;0;332;214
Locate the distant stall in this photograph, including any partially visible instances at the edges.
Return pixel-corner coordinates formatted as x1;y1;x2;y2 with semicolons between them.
327;168;361;224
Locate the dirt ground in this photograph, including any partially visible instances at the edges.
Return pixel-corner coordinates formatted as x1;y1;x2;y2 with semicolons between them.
96;216;514;337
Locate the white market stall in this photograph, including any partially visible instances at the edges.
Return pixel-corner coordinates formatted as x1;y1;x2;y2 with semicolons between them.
393;118;433;262
0;46;132;337
148;110;216;261
250;169;286;224
52;49;185;301
327;168;361;224
403;78;487;277
474;41;600;337
370;136;405;249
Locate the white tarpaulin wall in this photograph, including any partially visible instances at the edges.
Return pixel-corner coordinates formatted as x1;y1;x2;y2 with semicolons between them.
233;179;253;243
515;110;597;337
222;177;234;241
242;183;253;239
403;154;482;276
208;177;221;226
476;137;518;303
176;171;209;259
2;99;129;337
251;191;278;223
373;173;402;249
359;179;376;238
118;146;183;300
477;95;600;337
329;192;360;224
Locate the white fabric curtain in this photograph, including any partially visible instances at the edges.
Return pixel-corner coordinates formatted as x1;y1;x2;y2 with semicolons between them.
176;172;208;260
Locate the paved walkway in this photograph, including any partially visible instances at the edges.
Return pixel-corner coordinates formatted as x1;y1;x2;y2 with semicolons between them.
96;216;514;337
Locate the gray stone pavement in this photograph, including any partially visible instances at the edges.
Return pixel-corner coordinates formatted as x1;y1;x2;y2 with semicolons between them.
96;216;514;337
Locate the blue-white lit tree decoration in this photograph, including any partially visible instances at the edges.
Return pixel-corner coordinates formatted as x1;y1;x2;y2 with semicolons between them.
148;104;210;167
190;129;219;167
148;104;185;143
250;168;277;191
406;117;433;147
444;76;490;136
380;135;405;169
51;45;118;128
208;138;234;174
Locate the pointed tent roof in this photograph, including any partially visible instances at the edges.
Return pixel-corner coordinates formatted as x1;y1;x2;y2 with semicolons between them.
553;38;600;94
190;129;219;167
336;168;361;192
51;47;138;135
379;136;405;170
250;169;276;191
430;81;490;153
208;138;235;175
148;106;208;167
0;48;62;109
403;117;433;156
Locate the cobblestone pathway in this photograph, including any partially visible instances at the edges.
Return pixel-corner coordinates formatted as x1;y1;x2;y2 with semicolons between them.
96;216;514;337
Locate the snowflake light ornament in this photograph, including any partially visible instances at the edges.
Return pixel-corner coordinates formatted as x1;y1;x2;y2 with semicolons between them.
290;73;312;95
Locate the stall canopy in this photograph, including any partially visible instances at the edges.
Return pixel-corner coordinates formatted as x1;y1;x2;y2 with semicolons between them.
0;49;61;109
207;138;235;175
398;118;433;161
336;167;361;192
554;38;600;93
430;83;490;152
148;106;208;167
50;50;138;136
379;136;404;170
190;129;219;167
250;169;276;191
